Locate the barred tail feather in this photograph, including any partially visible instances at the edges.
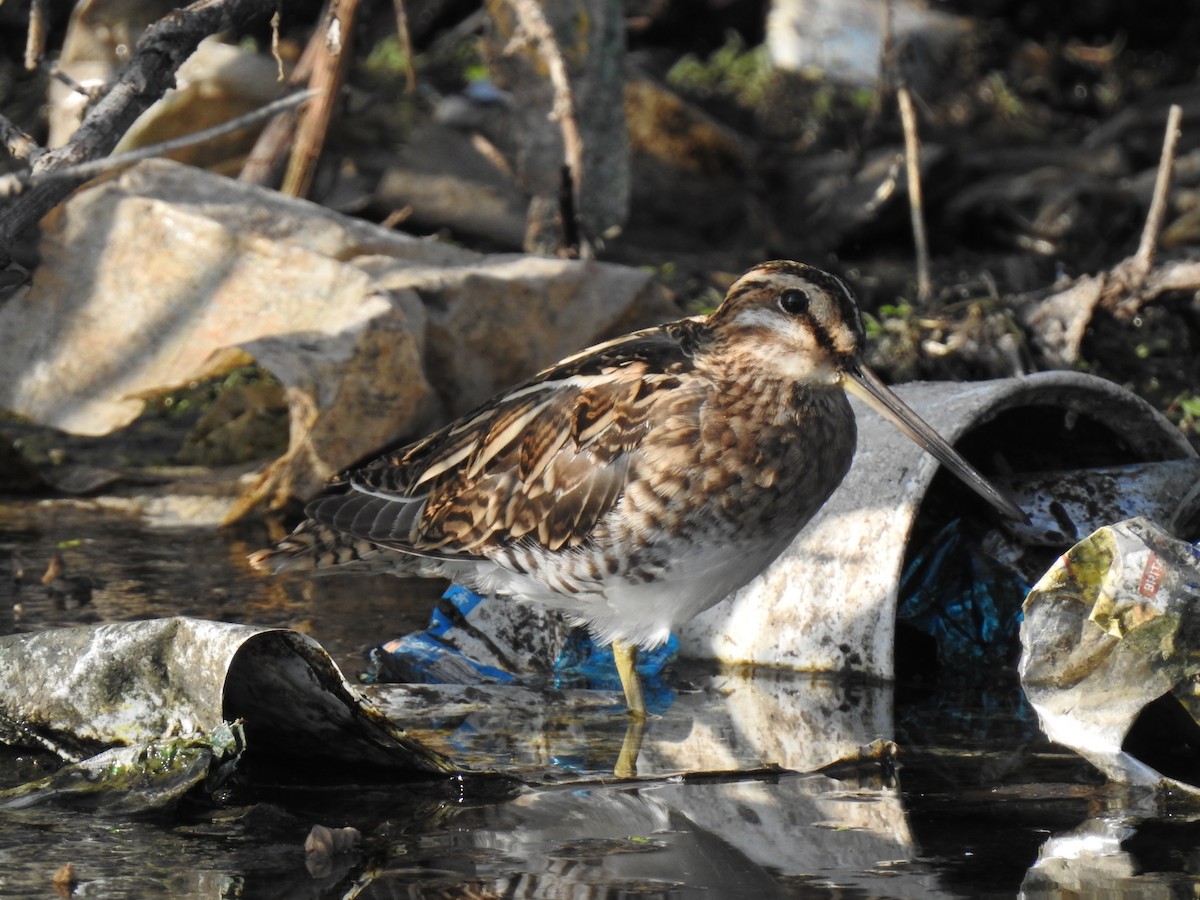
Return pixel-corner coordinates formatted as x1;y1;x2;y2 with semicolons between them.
247;521;398;575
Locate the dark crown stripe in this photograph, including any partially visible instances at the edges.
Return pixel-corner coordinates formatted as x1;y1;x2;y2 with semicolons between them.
805;314;838;354
724;278;772;304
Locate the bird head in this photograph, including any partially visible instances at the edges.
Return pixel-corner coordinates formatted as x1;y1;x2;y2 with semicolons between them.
711;261;1028;524
709;260;864;386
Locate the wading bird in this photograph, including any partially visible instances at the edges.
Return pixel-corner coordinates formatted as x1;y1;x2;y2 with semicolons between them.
251;261;1025;719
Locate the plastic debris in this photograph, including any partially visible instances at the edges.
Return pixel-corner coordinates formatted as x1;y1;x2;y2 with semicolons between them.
768;0;974;88
552;630;679;714
1021;815;1141;896
898;519;1030;669
0;617;454;805
996;459;1200;551
681;371;1196;678
1018;517;1200;795
0;722;244;814
897;459;1200;675
366;585;571;685
366;585;678;710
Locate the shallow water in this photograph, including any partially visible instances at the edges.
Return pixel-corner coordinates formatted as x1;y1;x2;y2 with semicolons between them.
2;493;1200;898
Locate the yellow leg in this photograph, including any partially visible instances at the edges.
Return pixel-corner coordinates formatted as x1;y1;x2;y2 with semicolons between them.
612;639;646;720
614;714;645;779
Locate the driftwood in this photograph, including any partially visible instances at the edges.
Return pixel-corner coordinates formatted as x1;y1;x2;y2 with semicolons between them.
0;0;276;267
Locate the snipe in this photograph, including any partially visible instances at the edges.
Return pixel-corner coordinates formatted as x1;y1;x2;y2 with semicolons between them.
250;261;1025;719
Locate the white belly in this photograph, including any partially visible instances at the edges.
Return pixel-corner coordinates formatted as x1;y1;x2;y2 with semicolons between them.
446;530;797;650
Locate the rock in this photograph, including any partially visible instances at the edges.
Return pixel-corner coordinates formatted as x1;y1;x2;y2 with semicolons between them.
767;0;975;93
622;76;755;253
359;254;668;419
373;121;529;249
0;433;44;493
0;160;674;512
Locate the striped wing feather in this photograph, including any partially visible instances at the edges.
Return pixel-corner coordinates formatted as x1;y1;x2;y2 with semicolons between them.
306;327;694;559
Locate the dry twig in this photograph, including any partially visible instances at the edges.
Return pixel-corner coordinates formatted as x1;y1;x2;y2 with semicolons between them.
25;0;49;71
898;86;931;303
392;0;418;95
241;10;324;187
504;0;591;257
1129;103;1183;288
281;0;358;198
1103;103;1185;314
46;64;105;101
0;0;277;266
1021;105;1190;362
267;10;286;81
0;90;316;200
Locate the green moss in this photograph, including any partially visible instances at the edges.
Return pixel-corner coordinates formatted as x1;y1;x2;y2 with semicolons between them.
364;35;411;78
979;71;1029;123
1171;393;1200;441
142;366;281;422
667;32;773;111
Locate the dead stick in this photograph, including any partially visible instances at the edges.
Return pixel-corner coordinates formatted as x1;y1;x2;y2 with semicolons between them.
0;90;317;199
504;0;591;258
269;10;285;81
281;0;358;198
0;0;277;266
392;0;418;95
241;5;324;187
898;86;931;303
1129;103;1183;289
24;0;48;71
46;64;103;100
0;113;44;164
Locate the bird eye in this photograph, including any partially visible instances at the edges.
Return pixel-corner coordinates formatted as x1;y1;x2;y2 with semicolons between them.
778;288;810;315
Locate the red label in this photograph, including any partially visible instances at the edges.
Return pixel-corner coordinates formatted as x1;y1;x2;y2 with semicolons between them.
1138;554;1166;599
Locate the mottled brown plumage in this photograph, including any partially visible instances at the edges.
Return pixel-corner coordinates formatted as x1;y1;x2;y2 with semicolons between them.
251;261;1024;716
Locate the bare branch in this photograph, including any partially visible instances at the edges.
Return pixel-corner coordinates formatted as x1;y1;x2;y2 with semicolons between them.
898;86;931;303
1130;103;1183;288
0;114;44;165
0;0;277;266
392;0;418;95
281;0;358;198
0;90;317;200
503;0;591;257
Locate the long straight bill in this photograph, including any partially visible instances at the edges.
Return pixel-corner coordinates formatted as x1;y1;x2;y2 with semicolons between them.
843;364;1029;524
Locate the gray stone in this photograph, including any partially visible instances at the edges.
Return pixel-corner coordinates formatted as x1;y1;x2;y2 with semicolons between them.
0;160;673;511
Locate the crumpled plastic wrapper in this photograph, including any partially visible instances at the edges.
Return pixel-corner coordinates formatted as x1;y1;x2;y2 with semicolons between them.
0;722;245;815
0;618;454;810
1019;517;1200;794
